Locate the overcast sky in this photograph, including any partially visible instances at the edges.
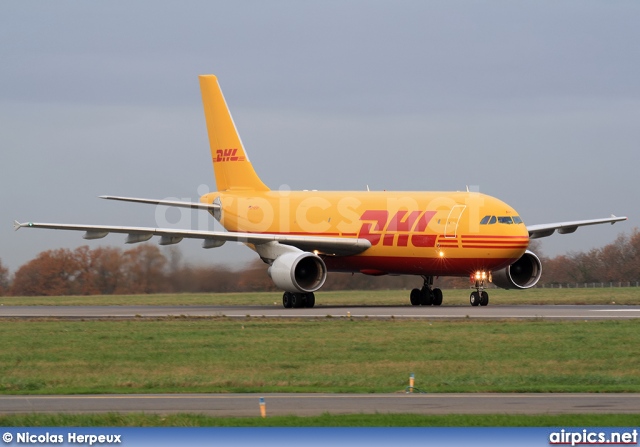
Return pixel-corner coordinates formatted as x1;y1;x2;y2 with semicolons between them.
2;1;638;273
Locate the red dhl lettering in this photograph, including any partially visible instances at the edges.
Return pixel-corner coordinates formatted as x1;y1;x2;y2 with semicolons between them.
214;148;246;163
358;210;437;247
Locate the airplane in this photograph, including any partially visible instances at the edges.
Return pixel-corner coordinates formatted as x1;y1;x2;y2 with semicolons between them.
14;75;627;308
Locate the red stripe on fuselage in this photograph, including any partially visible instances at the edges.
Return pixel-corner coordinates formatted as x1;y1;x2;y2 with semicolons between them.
462;234;529;238
463;245;529;249
324;255;520;276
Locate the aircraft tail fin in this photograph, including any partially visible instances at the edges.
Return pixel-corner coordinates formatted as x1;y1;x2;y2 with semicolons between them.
199;75;270;192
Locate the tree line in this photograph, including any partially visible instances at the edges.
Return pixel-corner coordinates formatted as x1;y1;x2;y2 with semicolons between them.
1;229;638;296
540;230;640;285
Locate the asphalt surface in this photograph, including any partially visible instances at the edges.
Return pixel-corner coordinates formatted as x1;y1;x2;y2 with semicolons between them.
2;393;639;416
1;304;640;320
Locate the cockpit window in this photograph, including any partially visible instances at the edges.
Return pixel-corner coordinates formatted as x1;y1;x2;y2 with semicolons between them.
480;215;523;225
480;215;498;225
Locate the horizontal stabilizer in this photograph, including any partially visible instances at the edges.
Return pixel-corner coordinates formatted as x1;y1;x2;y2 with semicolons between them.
100;195;220;211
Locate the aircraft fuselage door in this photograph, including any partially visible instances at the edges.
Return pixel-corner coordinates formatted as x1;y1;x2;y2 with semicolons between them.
444;205;466;238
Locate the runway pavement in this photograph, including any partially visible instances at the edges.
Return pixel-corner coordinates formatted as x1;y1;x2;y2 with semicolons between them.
2;393;639;416
1;304;640;320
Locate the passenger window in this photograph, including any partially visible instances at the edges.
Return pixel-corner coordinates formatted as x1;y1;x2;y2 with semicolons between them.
480;216;491;225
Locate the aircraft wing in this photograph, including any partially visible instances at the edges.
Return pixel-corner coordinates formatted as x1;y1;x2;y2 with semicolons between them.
13;221;371;256
527;215;627;239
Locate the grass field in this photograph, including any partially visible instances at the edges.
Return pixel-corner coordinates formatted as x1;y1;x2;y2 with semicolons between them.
2;286;639;306
1;318;639;394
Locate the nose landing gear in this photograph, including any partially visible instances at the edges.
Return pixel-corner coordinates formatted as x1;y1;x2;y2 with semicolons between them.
469;290;489;306
470;271;490;306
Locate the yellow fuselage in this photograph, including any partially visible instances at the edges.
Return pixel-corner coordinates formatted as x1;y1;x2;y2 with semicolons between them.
201;190;530;277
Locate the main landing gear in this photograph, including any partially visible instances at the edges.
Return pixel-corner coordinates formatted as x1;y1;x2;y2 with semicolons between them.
470;271;489;306
409;276;443;306
282;291;316;308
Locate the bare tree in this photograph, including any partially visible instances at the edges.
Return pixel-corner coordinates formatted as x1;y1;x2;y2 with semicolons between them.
11;248;80;296
118;244;169;294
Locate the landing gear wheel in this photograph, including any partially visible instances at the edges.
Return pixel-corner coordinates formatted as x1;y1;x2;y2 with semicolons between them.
291;293;305;308
412;276;442;306
410;288;422;306
470;291;480;306
305;292;315;308
432;288;443;306
420;286;433;306
282;292;293;309
480;291;489;306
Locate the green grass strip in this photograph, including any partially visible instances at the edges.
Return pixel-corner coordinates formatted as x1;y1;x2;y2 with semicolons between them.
1;318;640;394
3;287;640;306
0;413;638;427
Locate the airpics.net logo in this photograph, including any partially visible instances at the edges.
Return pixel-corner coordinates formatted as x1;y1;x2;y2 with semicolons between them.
549;429;638;446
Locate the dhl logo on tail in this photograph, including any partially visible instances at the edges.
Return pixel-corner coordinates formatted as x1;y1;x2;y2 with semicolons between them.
214;148;246;163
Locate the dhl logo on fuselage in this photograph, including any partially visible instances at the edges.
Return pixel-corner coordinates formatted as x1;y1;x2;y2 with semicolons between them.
214;148;246;163
358;210;438;247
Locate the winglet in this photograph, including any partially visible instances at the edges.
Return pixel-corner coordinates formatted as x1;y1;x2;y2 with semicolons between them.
13;220;24;231
610;214;626;225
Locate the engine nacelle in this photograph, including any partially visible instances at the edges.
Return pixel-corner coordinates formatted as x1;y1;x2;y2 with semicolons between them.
267;251;327;293
492;250;542;289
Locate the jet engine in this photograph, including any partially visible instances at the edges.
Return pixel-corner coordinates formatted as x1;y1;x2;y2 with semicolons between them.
267;251;327;293
492;250;542;289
